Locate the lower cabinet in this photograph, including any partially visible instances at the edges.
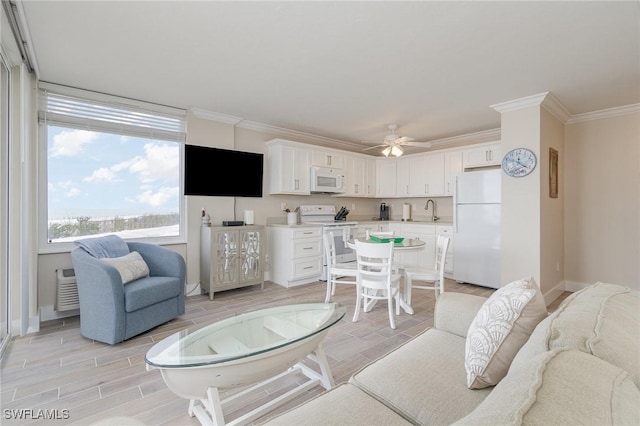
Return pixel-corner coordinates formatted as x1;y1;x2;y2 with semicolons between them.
268;226;323;287
389;223;436;269
436;225;454;275
200;225;265;300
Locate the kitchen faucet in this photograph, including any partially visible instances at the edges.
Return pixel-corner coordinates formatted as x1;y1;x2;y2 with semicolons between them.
424;199;439;222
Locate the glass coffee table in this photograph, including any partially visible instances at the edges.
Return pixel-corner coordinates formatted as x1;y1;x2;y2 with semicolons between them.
145;302;345;426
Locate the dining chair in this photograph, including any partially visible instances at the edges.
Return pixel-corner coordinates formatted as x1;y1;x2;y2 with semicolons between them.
352;239;402;329
403;235;450;306
323;232;357;303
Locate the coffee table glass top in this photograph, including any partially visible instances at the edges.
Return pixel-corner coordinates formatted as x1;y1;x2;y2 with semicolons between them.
145;303;345;368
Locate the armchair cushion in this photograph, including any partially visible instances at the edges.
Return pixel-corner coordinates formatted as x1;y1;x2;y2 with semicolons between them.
124;276;182;312
100;251;150;284
75;234;130;258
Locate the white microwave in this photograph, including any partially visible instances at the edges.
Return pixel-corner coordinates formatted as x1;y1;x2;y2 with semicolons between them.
310;166;344;193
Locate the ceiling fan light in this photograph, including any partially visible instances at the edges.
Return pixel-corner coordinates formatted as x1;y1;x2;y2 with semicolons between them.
382;146;392;157
391;145;403;157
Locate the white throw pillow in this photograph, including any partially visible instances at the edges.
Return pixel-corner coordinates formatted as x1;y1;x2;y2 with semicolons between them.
100;251;150;284
464;276;548;389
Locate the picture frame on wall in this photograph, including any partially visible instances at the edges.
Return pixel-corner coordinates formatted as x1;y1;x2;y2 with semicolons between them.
549;147;558;198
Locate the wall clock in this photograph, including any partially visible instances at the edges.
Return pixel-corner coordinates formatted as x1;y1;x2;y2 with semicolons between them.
502;148;537;177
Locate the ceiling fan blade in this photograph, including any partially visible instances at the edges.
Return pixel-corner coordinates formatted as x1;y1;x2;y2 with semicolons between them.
396;136;414;144
362;144;389;151
401;141;433;148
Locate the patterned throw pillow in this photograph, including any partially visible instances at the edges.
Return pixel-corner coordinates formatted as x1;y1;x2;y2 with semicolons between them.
464;276;548;389
100;251;150;284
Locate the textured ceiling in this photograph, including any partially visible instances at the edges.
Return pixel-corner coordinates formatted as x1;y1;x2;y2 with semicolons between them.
19;1;640;153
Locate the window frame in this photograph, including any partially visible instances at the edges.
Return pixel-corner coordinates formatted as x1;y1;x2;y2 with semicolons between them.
38;84;186;253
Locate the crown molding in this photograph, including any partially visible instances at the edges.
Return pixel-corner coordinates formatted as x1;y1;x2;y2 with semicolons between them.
189;107;243;125
540;92;571;123
490;92;549;113
490;91;571;123
236;120;363;150
429;128;501;147
566;103;640;124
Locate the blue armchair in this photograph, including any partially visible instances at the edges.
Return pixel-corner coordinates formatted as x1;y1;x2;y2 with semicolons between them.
71;236;186;344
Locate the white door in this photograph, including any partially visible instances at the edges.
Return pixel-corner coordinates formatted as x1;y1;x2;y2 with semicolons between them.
0;53;10;356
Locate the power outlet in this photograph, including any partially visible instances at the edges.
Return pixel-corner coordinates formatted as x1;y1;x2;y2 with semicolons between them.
281;202;287;211
351;203;356;211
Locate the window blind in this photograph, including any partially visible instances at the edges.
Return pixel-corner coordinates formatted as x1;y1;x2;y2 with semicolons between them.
38;83;186;142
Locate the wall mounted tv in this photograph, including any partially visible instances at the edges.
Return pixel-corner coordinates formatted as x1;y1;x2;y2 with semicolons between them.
184;145;264;197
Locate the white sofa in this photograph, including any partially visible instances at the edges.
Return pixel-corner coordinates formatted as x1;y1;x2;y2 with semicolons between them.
263;282;640;425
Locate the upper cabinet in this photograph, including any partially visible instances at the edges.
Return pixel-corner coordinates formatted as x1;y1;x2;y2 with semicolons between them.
342;154;366;197
311;149;344;169
266;138;498;199
444;150;463;196
364;158;377;197
376;158;397;197
463;142;502;169
266;139;310;195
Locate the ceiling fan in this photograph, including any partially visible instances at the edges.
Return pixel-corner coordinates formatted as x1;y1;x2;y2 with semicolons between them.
362;124;432;157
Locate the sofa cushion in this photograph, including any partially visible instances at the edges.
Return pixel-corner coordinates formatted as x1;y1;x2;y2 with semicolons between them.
453;348;640;425
511;281;640;388
350;328;492;425
74;234;130;258
261;383;413;425
124;276;182;312
465;276;547;389
100;251;150;284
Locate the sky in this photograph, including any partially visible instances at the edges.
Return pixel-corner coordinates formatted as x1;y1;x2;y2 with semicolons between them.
47;126;180;222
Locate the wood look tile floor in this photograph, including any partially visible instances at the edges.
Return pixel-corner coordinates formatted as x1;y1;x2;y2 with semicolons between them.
1;280;571;426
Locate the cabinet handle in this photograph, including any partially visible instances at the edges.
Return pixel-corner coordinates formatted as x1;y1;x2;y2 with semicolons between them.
424;184;427;194
485;151;489;162
303;265;313;270
295;179;299;190
355;184;359;193
303;246;313;250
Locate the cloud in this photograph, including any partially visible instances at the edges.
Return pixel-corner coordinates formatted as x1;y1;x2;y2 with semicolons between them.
131;186;179;208
49;130;98;157
127;143;179;183
83;167;119;183
65;188;81;198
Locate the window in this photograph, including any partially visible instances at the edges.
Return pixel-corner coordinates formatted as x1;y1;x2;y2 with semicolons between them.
39;84;186;250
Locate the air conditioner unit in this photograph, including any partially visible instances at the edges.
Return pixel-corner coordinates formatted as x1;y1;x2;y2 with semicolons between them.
55;268;79;311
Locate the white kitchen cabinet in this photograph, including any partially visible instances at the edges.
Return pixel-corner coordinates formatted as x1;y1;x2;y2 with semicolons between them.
354;222;389;239
311;149;344;169
386;223;436;269
424;153;445;196
436;225;454;275
376;158;397;197
365;157;377;196
266;140;310;195
463;142;502;168
268;226;323;287
200;225;264;300
342;154;366;197
444;150;463;196
396;157;411;197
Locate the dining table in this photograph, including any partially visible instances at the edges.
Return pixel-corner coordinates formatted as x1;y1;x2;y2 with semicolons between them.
346;237;426;315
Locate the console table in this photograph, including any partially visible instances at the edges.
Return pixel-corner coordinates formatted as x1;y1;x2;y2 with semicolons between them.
200;225;264;300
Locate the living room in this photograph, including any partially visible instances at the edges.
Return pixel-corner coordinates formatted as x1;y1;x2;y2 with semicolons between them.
1;1;638;425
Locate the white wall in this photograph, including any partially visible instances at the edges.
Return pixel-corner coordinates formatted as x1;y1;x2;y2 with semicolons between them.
564;111;639;290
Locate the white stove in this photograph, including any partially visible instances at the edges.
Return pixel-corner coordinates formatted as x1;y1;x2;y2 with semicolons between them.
299;205;358;280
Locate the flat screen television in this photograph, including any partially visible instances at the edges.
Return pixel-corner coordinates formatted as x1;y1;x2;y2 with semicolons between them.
184;145;264;197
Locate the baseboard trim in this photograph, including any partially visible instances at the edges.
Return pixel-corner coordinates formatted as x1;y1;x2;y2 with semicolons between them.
543;280;568;307
564;280;591;293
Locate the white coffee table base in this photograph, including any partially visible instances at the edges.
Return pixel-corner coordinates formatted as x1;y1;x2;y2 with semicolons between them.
185;344;334;426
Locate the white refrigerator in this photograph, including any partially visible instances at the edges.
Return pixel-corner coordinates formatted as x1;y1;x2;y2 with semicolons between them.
454;169;501;289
